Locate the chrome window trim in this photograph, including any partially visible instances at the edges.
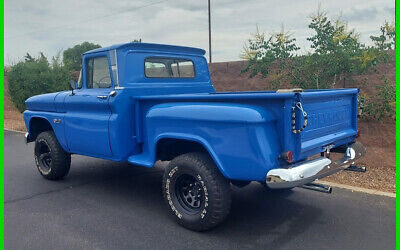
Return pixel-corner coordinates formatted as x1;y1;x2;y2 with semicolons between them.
114;49;119;86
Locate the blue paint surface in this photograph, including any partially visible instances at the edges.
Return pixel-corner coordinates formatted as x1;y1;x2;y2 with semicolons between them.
24;42;358;181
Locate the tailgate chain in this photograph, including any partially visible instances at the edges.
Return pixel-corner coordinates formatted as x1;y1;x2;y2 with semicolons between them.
292;102;308;134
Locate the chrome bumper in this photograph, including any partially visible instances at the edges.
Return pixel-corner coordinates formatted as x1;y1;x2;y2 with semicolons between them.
25;132;30;144
266;142;366;189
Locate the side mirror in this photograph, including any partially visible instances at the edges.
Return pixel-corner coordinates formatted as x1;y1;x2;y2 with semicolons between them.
69;80;77;90
69;80;77;95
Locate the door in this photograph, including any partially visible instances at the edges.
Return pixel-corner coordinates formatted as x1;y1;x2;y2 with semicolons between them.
64;54;113;157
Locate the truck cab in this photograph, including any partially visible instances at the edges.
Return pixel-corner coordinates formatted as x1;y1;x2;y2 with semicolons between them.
23;42;366;231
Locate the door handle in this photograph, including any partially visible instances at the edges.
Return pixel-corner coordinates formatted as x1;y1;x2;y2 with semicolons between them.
97;95;108;100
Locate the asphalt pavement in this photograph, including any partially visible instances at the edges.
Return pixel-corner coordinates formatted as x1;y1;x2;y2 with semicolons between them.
5;130;395;250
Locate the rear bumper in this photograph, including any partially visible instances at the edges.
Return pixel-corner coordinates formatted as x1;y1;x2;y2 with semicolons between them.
266;142;366;189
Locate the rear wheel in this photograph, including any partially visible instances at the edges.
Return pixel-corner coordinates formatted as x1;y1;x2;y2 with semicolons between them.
34;131;71;180
162;152;231;231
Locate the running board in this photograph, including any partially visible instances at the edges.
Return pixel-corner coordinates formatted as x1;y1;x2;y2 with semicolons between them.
301;182;332;193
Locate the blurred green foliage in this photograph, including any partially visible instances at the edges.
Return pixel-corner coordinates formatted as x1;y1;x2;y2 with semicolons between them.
8;52;71;112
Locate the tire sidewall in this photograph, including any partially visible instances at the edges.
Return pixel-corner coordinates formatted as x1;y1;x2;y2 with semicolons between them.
34;136;53;176
163;161;212;226
34;131;70;180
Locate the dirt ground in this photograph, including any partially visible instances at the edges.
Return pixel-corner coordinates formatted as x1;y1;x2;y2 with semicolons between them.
4;64;396;192
4;77;25;131
324;119;396;193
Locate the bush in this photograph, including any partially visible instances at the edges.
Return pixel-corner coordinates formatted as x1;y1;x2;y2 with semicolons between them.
240;26;299;89
7;53;70;112
359;77;395;120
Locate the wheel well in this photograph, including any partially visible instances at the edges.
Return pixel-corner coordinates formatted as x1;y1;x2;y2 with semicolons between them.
29;117;53;141
156;138;209;161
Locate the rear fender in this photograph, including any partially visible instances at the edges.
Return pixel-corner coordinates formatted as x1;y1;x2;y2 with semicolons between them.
154;133;227;176
145;102;281;180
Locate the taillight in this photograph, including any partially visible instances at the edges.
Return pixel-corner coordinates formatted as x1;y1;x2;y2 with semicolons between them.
281;151;293;163
356;129;360;138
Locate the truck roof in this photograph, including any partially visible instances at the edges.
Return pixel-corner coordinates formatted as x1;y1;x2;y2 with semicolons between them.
84;42;206;56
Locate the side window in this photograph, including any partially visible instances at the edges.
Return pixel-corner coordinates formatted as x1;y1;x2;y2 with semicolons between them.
145;57;195;78
86;56;112;89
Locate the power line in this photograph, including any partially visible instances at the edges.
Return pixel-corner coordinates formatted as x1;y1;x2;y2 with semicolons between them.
6;0;170;40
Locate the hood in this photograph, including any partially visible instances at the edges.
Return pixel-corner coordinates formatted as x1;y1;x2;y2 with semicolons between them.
25;92;61;112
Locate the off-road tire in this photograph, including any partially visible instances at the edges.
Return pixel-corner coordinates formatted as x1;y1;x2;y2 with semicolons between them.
162;152;231;231
34;131;71;180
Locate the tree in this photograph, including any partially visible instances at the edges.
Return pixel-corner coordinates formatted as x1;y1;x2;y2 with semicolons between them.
367;21;396;64
370;21;396;50
308;10;362;87
63;42;101;71
289;9;375;89
241;25;299;89
24;53;35;62
8;53;71;112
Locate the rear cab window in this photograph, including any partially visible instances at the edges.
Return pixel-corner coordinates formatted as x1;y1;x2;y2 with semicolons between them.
145;57;195;78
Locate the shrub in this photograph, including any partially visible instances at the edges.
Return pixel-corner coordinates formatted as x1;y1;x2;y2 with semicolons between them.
7;53;70;112
359;77;395;120
241;26;299;89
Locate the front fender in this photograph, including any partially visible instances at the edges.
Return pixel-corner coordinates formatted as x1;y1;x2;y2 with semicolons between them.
23;110;69;152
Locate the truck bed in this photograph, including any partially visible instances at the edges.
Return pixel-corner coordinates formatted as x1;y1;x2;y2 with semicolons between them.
133;88;358;165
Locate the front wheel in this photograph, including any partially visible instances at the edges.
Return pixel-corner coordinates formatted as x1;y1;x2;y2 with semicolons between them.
162;152;231;231
34;131;71;180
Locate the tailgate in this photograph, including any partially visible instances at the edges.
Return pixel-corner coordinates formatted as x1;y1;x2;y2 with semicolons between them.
298;89;358;158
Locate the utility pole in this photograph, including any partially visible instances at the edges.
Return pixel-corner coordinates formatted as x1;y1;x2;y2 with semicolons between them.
208;0;212;63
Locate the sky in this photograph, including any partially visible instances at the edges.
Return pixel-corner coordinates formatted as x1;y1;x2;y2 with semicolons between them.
4;0;395;64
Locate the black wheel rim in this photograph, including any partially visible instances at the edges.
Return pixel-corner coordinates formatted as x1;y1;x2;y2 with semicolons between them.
37;141;52;173
175;174;204;213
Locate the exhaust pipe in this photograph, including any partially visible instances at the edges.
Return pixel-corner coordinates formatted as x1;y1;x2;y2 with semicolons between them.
344;164;366;172
301;182;332;193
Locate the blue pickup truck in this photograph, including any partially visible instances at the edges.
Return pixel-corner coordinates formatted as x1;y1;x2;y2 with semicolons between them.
24;42;365;231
